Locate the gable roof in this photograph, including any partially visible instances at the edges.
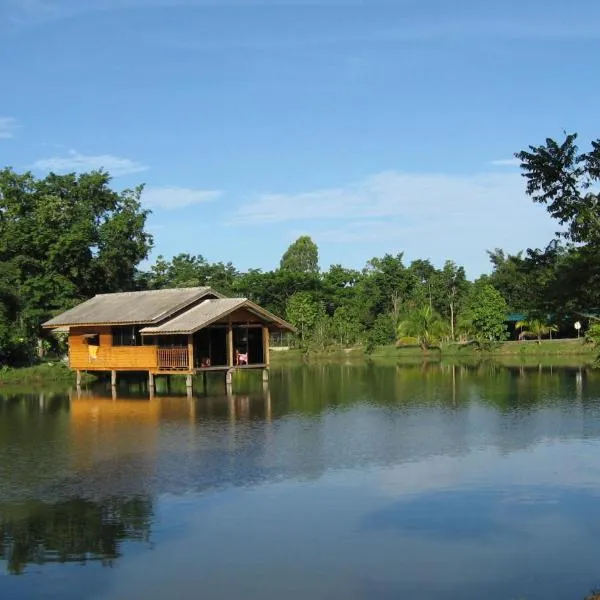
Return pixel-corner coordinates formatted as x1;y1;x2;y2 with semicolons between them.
140;298;296;335
42;287;222;328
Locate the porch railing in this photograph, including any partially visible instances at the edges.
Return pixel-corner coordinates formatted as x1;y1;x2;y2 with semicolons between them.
157;347;189;370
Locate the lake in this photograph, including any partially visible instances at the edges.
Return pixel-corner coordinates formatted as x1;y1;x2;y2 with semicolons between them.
1;361;600;600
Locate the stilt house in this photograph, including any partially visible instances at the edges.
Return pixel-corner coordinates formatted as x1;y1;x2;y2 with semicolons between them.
43;287;296;380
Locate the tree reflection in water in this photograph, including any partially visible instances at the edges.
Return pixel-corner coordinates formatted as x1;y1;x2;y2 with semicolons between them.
0;496;152;574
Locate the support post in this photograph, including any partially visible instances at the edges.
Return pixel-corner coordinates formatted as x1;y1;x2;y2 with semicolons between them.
262;368;269;383
186;374;193;393
148;371;155;393
202;371;208;395
76;370;82;388
227;319;234;367
262;326;270;367
111;370;117;387
187;334;194;371
225;369;233;386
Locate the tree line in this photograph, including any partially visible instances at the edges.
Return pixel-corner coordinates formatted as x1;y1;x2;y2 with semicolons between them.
0;131;599;364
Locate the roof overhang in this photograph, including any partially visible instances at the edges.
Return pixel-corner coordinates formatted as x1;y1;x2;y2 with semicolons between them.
140;299;297;336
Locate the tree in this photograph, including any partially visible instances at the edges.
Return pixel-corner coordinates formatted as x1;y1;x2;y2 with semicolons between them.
516;133;600;246
435;261;469;340
280;236;319;274
0;169;152;362
461;284;509;344
286;292;320;346
331;306;362;347
515;319;559;343
397;306;448;351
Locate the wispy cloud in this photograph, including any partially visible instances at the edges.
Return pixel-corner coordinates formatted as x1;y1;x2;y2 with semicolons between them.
233;171;528;225
231;170;558;275
490;158;521;167
142;186;222;209
32;150;148;176
0;117;18;139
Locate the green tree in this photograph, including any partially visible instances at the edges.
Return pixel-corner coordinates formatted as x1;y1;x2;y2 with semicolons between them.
515;319;559;343
0;169;152;362
280;236;319;274
331;306;362;347
286;292;320;346
516;132;600;245
434;260;469;340
397;306;448;351
461;284;509;344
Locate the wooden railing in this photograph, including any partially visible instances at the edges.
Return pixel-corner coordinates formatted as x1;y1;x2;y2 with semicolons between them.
157;347;189;370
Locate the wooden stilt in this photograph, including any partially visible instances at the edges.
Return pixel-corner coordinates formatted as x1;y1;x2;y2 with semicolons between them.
186;374;193;392
262;368;269;383
187;334;194;370
76;370;82;388
262;326;270;367
227;319;234;367
225;369;233;386
148;371;155;393
111;370;117;387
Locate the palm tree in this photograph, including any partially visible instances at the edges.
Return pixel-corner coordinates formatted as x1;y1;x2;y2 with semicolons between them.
397;306;448;351
515;319;559;343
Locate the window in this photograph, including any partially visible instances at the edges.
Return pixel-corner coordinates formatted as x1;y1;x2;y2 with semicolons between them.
112;326;142;346
83;333;100;346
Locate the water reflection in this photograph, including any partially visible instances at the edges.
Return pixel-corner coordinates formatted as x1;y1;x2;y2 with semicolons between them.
0;496;152;574
1;363;600;599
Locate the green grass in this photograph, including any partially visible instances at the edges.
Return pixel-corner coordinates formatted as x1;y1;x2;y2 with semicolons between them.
270;338;597;364
0;362;94;384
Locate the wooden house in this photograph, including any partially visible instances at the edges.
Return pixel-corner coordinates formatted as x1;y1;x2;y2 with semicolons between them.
43;287;296;388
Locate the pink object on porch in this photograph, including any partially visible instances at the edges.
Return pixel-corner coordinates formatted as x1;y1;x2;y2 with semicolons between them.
236;350;248;365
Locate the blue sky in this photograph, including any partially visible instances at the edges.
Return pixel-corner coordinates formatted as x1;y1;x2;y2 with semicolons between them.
1;0;599;277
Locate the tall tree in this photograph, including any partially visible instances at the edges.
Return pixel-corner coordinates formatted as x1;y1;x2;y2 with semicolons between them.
0;168;152;356
461;284;509;344
516;133;600;246
280;236;319;274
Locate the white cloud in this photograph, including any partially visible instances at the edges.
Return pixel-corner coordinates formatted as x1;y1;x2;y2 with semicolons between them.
233;171;529;225
231;169;558;276
142;186;222;210
0;117;18;139
490;158;521;167
32;150;148;176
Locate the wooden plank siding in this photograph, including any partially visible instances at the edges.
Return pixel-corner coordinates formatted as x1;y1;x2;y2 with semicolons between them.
69;327;158;371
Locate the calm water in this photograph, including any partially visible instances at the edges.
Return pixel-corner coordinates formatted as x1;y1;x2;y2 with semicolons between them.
1;362;600;600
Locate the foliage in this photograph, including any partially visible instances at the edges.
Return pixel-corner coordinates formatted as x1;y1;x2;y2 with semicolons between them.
461;284;509;345
397;306;448;350
515;319;559;343
516;132;600;246
0;168;152;364
286;292;321;347
280;235;319;274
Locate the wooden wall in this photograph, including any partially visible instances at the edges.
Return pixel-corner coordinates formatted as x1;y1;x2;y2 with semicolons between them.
69;326;158;371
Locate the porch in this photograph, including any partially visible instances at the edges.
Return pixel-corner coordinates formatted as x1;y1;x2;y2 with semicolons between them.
152;324;270;372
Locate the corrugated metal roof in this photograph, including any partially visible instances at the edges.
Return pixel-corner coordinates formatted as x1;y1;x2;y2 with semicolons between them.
43;287;219;327
140;298;297;334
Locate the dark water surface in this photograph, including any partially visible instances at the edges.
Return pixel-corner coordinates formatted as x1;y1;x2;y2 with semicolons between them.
1;362;600;600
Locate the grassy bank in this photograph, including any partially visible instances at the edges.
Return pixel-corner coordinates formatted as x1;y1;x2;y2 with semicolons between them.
271;338;597;363
0;362;93;385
